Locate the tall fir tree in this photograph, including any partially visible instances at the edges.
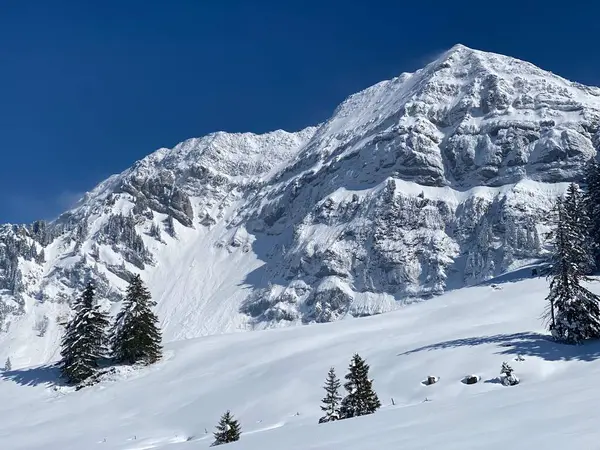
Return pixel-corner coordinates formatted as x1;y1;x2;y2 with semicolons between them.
4;357;11;371
59;282;109;384
563;183;593;274
319;367;342;423
212;410;241;446
546;185;600;343
584;159;600;270
111;274;162;364
339;354;381;419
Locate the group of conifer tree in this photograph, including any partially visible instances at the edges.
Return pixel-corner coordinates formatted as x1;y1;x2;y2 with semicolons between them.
545;161;600;344
59;274;162;385
318;353;380;424
207;353;380;446
207;353;381;446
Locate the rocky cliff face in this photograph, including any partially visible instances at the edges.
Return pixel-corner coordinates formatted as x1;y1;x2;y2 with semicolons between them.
1;45;599;365
237;44;600;324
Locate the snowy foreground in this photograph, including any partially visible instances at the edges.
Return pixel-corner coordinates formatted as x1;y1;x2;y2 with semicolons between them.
3;277;600;449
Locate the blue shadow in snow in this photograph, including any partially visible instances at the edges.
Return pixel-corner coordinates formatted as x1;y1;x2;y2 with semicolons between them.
0;364;64;387
397;332;600;362
476;262;550;288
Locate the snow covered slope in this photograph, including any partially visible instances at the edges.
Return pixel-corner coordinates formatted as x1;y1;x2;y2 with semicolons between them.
2;276;600;449
1;44;600;367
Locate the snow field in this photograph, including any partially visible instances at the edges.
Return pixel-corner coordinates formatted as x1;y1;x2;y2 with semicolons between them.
2;276;600;449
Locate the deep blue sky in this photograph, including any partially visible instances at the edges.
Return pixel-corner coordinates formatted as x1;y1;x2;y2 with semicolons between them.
1;0;598;223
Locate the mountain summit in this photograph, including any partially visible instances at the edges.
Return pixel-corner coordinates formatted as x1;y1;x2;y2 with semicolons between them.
1;46;599;366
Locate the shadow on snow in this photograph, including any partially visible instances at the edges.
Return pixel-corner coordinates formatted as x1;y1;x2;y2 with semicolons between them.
397;332;600;362
0;364;64;387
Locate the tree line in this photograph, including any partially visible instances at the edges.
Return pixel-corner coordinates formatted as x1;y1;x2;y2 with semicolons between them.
59;274;162;385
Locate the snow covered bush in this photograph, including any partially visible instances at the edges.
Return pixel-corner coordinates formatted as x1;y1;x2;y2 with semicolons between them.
500;362;519;386
462;375;479;385
422;375;439;386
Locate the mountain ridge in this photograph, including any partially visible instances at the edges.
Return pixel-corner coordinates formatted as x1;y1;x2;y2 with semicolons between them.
1;45;599;367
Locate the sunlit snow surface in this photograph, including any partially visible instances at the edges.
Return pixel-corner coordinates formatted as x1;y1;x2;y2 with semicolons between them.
2;276;600;449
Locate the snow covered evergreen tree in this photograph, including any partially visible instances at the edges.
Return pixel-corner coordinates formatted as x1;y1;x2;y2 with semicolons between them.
164;215;176;238
149;222;162;241
500;362;513;376
319;367;342;423
584;160;600;270
563;183;593;274
545;185;600;344
111;274;162;364
339;354;381;419
4;357;11;371
212;410;241;446
59;282;109;384
500;361;519;386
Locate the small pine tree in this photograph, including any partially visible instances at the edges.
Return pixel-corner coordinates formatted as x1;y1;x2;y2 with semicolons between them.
35;248;46;264
164;215;176;238
59;282;109;384
545;186;600;343
149;222;162;240
339;354;381;419
319;367;342;423
111;275;162;364
4;357;11;371
500;362;513;377
500;361;519;386
212;410;241;446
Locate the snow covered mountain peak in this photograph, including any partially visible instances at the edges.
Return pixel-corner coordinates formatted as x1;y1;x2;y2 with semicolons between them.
1;47;600;367
284;44;600;195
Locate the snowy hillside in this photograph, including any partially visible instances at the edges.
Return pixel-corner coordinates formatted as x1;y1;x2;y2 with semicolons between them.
3;276;600;449
1;44;600;367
